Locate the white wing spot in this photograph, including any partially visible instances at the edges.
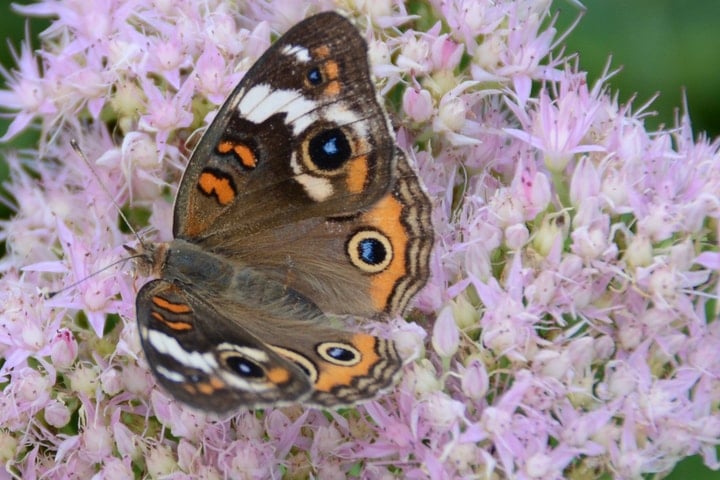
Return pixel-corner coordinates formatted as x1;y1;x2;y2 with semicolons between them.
147;330;217;372
323;103;365;136
238;85;318;134
281;44;311;63
217;343;270;363
155;365;186;383
296;173;334;201
290;152;334;201
238;84;271;116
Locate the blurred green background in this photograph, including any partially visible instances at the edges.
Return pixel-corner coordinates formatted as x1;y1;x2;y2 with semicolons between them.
0;1;718;478
556;0;720;138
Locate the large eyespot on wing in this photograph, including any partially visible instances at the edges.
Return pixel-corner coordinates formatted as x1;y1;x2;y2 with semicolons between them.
270;331;403;407
288;119;385;205
340;150;434;315
136;279;312;412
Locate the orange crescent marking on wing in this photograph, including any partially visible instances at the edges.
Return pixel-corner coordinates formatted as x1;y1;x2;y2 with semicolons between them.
150;311;192;331
324;60;339;79
324;80;341;96
266;367;291;385
196;377;226;395
363;195;408;311
322;60;340;96
314;334;379;392
217;141;233;154
346;155;368;193
198;171;235;205
234;143;257;168
196;382;213;394
218;140;257;168
152;296;192;314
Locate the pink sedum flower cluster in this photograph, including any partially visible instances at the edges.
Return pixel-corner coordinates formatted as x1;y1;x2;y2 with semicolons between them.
1;0;719;478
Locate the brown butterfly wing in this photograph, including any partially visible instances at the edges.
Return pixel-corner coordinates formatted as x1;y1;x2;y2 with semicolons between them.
173;12;396;243
137;268;403;411
137;13;431;411
231;150;434;317
136;279;312;412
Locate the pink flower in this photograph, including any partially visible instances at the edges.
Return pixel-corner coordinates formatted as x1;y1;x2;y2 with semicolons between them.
137;76;195;152
49;328;78;368
431;305;459;358
429;32;464;71
0;39;56;141
403;86;434;123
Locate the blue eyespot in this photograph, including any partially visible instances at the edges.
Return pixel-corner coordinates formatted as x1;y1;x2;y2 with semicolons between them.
308;128;351;170
358;238;386;265
327;346;355;362
225;355;264;378
324;137;338;155
346;230;393;273
316;342;361;365
307;67;322;85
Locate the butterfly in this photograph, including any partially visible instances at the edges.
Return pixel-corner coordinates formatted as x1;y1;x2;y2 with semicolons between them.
132;11;433;413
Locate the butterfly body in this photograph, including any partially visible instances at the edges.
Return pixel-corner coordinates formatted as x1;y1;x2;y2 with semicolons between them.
135;12;433;413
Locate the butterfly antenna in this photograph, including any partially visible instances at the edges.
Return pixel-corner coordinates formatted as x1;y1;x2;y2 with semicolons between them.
45;252;144;299
70;139;145;247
